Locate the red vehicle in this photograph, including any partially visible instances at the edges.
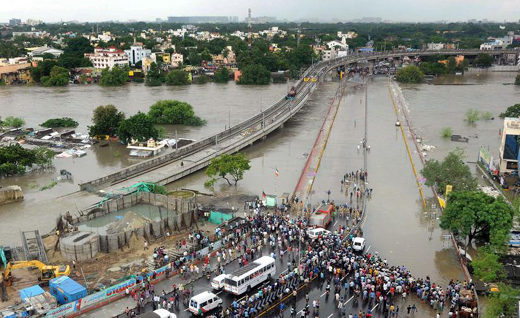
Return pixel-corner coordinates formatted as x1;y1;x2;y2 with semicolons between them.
309;204;334;228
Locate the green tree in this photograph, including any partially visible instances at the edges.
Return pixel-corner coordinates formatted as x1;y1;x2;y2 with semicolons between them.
421;149;477;193
205;153;251;186
88;105;125;137
41;117;78;128
100;66;128;87
196;74;209;84
165;69;190;85
41;65;69;87
3;116;25;128
0;144;37;176
440;191;514;245
148;100;206;126
214;67;230;83
419;62;447;75
117;112;159;144
483;284;520;318
515;74;520;85
33;147;55;168
395;65;424;84
499;103;520;118
145;62;164;86
238;64;271;85
472;246;505;282
446;57;457;74
30;60;58;83
474;53;494;68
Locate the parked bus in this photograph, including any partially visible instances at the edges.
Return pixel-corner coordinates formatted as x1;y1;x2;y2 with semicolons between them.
309;204;334;228
223;256;276;295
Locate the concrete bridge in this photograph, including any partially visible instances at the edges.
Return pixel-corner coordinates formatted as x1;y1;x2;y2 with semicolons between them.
79;49;518;193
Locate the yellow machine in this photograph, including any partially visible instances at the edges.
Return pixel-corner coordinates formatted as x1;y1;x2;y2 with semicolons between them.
2;260;70;287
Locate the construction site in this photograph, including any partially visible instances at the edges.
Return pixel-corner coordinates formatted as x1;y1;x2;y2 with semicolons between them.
0;185;250;317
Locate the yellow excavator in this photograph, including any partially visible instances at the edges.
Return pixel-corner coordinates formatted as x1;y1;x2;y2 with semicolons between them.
1;260;70;287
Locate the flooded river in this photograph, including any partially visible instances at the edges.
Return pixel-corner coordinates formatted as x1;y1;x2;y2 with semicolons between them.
1;71;518;287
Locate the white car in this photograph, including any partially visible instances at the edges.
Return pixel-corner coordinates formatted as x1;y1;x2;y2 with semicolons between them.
352;237;366;252
308;228;331;240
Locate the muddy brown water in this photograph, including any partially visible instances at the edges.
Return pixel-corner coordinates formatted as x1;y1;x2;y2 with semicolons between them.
1;72;518;288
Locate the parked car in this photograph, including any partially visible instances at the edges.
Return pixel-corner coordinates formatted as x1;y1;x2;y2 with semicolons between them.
352;237;366;252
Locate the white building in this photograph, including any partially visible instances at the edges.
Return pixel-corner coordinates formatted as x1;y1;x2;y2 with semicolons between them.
171;53;184;68
499;117;520;174
27;45;64;58
326;39;348;51
426;43;445;51
85;47;129;69
124;45;151;66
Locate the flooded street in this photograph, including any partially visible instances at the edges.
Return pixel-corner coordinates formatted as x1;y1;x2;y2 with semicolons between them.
1;71;518;288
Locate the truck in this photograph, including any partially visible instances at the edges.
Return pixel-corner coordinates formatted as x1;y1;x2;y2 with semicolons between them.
309;204;334;228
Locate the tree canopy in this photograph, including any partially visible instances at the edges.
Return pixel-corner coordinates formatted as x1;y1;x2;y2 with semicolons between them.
205;153;251;186
148;100;206;126
117;112;159;144
88;105;125;137
165;69;190;85
440;191;514;245
214;68;230;83
100;66;128;87
474;53;494;68
3;116;25;128
145;62;164;86
471;246;505;282
483;283;520;318
395;65;424;84
41;65;69;87
499;103;520;118
421;149;477;193
0;144;54;176
238;64;271;85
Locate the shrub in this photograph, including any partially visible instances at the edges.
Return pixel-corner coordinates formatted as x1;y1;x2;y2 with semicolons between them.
41;117;78;128
480;111;493;120
214;68;230;83
165;70;190;85
465;109;480;124
4;116;25;128
440;127;453;139
272;74;287;83
148;100;206;126
100;66;128;87
515;74;520;85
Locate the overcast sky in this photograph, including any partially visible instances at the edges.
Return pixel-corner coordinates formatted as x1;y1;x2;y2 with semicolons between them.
3;0;520;23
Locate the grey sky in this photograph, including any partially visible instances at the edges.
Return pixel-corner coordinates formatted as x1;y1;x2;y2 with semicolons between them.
3;0;520;23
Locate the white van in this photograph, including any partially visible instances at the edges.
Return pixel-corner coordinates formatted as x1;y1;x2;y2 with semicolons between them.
353;237;366;252
308;228;331;240
189;291;223;315
211;274;228;290
136;309;176;318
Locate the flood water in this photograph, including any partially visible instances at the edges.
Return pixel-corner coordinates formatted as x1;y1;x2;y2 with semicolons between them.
1;71;518;288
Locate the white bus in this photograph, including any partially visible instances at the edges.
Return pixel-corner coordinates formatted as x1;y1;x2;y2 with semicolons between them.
223;256;276;295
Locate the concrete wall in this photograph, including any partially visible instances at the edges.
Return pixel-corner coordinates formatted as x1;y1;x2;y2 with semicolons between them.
0;185;23;205
60;232;100;262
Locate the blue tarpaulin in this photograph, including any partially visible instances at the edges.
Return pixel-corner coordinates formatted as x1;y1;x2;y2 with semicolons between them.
20;285;45;301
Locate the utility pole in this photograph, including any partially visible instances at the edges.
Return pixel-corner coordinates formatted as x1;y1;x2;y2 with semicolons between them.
296;23;301;47
248;9;252;52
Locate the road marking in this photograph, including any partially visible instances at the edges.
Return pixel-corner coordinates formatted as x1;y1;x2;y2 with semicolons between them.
216;290;223;295
334;220;338;226
372;303;378;311
320;292;326;297
366;245;371;253
327;314;334;318
344;295;354;305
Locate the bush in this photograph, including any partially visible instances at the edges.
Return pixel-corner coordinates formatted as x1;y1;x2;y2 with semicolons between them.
165;70;190;85
214;68;230;83
515;74;520;85
117;112;158;144
440;127;452;139
465;109;480;124
148;100;206;126
395;65;424;84
41;117;78;128
500;103;520;118
272;74;287;83
195;74;209;84
4;116;25;128
133;77;145;83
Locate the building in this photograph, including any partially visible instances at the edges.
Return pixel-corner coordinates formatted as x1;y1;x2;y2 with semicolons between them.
27;45;64;58
171;53;183;68
361;17;382;23
426;43;445;51
124;45;151;66
481;32;516;50
326;39;348;51
26;19;43;26
499;117;520;174
9;18;21;26
0;63;32;84
85;47;128;69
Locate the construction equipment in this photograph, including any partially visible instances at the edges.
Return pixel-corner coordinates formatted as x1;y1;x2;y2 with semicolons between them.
2;260;70;287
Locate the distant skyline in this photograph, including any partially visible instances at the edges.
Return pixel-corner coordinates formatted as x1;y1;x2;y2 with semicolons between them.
2;0;520;24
